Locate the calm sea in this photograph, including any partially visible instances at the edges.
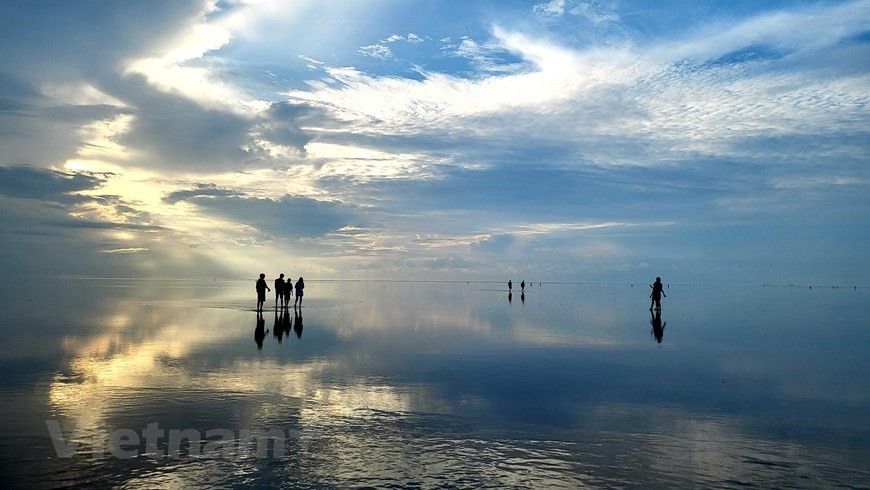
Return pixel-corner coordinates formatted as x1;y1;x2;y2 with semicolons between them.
0;279;868;488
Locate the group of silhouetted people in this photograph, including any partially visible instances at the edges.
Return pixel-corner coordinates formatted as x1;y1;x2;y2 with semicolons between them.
255;273;304;312
507;280;529;293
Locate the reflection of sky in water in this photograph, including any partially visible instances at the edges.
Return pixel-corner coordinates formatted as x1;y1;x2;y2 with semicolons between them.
0;280;868;487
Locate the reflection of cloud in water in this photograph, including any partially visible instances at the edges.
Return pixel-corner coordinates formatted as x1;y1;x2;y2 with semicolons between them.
48;302;453;439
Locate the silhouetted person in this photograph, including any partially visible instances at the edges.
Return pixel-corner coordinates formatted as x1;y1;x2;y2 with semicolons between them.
254;312;267;350
273;308;284;343
521;280;525;292
508;280;512;292
650;309;666;343
294;309;303;338
284;278;293;307
256;273;271;313
649;276;666;311
275;273;285;308
294;277;305;308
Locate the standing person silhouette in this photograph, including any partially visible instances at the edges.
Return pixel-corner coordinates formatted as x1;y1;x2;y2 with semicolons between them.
256;273;270;313
294;277;305;308
284;277;293;307
521;280;525;293
274;273;285;308
649;276;666;311
508;280;512;292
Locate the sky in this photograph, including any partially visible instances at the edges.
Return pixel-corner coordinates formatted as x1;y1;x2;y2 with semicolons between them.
0;0;867;284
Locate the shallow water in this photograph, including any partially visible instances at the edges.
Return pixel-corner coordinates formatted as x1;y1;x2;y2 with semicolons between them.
0;279;868;488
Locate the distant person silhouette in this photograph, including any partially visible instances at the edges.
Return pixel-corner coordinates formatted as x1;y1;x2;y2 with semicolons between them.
508;280;512;292
254;312;267;350
294;309;303;338
521;280;525;292
256;273;271;312
650;309;666;343
274;273;285;308
649;276;666;310
294;277;305;308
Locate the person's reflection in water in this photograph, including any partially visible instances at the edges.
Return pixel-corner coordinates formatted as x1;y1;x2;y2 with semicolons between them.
273;308;284;343
650;309;666;343
255;312;267;350
294;308;304;338
282;305;292;340
521;292;525;304
508;292;512;304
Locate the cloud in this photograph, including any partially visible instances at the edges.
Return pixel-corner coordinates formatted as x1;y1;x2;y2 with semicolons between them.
0;165;105;203
358;44;394;60
650;0;870;64
101;247;149;254
473;234;516;253
451;38;527;73
287;2;869;191
0;168;233;279
534;0;567;17
358;33;429;60
163;183;242;204
533;0;620;24
0;76;130;168
0;0;867;284
165;185;356;238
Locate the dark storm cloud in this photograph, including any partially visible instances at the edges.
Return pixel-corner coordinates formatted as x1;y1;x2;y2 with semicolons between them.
0;165;105;204
166;186;355;237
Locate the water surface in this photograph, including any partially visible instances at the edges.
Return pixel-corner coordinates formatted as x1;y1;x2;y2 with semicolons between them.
0;279;868;488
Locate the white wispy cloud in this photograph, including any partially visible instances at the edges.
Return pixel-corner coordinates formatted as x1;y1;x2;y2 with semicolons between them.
649;0;870;63
358;44;394;60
